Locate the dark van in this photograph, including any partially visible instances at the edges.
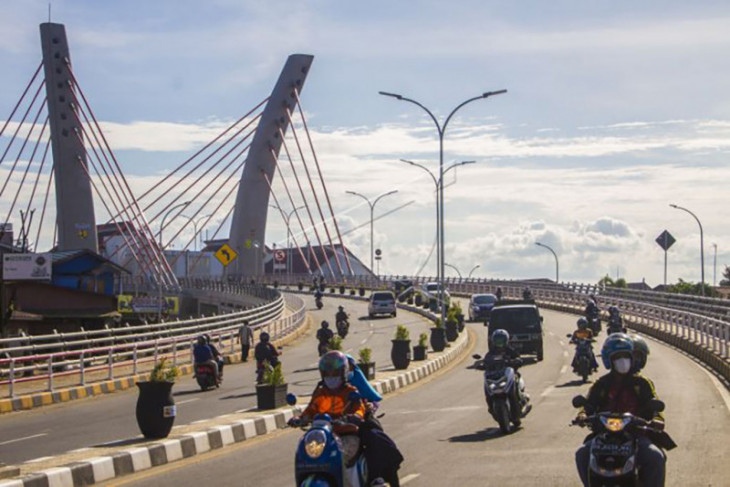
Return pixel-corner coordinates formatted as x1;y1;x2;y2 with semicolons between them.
487;302;544;361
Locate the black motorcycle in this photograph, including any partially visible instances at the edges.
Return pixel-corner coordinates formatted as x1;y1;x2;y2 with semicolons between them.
572;395;676;486
567;335;596;383
336;318;349;339
315;296;323;310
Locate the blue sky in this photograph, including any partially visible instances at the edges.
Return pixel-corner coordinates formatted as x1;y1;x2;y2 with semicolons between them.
1;0;729;284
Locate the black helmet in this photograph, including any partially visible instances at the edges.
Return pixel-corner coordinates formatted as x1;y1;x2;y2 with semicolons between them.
321;320;329;329
491;329;510;349
577;318;588;330
338;306;344;311
609;306;619;316
196;335;206;346
203;334;211;344
260;331;270;343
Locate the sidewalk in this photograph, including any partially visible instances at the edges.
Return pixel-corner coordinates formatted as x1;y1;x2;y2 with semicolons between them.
0;322;473;487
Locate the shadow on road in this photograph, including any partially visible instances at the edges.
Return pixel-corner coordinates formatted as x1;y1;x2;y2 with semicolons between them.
173;388;209;396
556;379;591;388
220;391;257;400
446;427;506;442
93;437;146;448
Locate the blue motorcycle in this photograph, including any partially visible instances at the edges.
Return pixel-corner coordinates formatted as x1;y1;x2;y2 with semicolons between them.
473;354;531;434
287;394;370;487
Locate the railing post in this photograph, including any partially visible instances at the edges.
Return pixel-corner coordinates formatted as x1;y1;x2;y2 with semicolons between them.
48;355;54;392
108;348;114;380
133;344;138;375
80;351;86;385
154;339;159;364
9;358;15;398
172;338;178;367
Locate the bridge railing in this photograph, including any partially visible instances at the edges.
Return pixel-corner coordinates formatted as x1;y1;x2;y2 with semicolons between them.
0;293;305;398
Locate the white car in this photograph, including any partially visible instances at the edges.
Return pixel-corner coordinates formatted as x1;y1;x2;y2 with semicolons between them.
421;282;451;307
368;291;397;318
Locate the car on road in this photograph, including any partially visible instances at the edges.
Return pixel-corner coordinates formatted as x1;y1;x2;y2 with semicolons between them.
421;281;451;308
368;291;397;318
487;301;544;361
468;293;498;322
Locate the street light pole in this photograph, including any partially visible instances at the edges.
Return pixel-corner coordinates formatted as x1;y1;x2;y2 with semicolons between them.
535;242;559;283
381;89;506;325
159;201;191;248
444;263;462;278
182;213;212;252
156;201;190;323
670;204;705;296
346;190;398;275
713;243;718;287
468;264;480;279
270;204;305;284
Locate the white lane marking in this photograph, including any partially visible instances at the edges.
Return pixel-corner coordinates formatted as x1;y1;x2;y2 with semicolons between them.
540;385;556;398
190;419;208;424
401;473;421;485
23;456;54;464
695;362;730;412
0;433;48;446
548;331;555;337
559;340;566;347
360;338;368;345
176;398;200;405
391;406;481;415
68;447;92;454
560;365;568;375
563;350;569;358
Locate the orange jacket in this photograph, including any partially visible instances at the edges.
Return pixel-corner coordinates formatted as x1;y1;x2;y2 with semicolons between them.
571;328;594;342
301;383;366;420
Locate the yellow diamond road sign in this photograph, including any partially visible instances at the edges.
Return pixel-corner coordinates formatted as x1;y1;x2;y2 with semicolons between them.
215;243;238;267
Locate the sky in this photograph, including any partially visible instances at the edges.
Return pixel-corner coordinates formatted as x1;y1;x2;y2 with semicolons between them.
1;0;729;285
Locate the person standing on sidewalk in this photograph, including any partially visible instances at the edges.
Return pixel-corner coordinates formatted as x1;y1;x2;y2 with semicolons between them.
238;320;254;362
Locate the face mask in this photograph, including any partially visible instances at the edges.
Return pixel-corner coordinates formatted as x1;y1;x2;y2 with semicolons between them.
613;358;632;374
324;377;343;390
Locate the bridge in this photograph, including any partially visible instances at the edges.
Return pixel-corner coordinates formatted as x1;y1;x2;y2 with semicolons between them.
0;22;728;487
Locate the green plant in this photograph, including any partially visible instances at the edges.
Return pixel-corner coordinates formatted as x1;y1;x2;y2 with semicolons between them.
358;347;372;364
394;324;410;341
451;301;462;315
149;358;179;382
262;362;285;386
328;335;343;351
418;333;428;347
433;317;444;328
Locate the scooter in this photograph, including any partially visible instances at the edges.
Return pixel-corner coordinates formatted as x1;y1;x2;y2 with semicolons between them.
287;393;372;487
336;319;350;339
473;354;531;434
566;335;596;383
194;362;220;390
607;317;627;335
316;295;324;310
587;315;602;335
571;395;676;486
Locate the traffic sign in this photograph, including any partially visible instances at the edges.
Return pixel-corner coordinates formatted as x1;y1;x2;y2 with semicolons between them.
375;248;382;257
215;243;238;267
274;249;286;263
655;230;676;251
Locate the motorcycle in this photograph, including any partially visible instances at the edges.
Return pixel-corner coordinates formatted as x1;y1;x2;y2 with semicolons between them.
194;362;220;390
572;395;676;486
316;295;324;310
318;340;330;357
287;393;373;487
473;354;531;434
567;335;595;383
336;319;350;339
587;315;602;335
607;317;627;335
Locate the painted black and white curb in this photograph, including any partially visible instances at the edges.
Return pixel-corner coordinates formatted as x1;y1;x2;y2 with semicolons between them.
0;311;469;487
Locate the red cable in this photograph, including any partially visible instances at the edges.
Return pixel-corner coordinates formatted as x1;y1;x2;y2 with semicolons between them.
283;109;341;278
35;163;54;248
294;92;354;276
0;97;48;199
0;61;43;140
0;80;45;183
187;201;236;275
22;131;51;220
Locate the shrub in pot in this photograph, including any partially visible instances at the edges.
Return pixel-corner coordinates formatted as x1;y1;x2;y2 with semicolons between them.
136;359;179;439
328;335;343;352
428;298;438;312
430;318;446;352
407;295;414;305
451;302;465;332
339;285;346;294
358;286;365;297
297;281;304;291
358;347;375;380
330;287;336;293
350;289;356;296
445;310;459;342
413;332;429;361
256;362;288;410
391;325;411;370
414;292;423;307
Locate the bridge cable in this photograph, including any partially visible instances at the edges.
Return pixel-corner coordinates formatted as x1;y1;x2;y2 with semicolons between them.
0;61;43;140
187;194;238;275
34;163;54;248
0;80;45;178
294;92;354;276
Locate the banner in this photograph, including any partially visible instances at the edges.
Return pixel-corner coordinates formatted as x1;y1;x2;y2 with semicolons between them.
3;253;52;280
118;295;179;316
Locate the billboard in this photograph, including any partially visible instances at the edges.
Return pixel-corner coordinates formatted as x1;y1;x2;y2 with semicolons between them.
2;253;52;280
118;295;179;316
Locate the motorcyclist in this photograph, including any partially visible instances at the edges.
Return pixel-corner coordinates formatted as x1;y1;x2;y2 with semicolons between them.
631;334;650;374
482;329;525;414
335;305;349;325
574;333;666;487
316;320;334;356
254;332;280;384
584;296;601;333
607;305;626;334
570;318;599;371
522;287;533;301
204;333;224;378
495;287;503;301
289;351;403;486
193;335;219;380
345;354;383;404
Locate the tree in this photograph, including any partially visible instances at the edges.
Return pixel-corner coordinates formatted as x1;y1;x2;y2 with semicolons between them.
598;275;614;287
720;266;730;287
667;278;719;297
614;278;628;289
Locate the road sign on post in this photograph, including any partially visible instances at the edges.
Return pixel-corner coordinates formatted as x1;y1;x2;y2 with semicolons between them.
273;249;286;271
215;244;238;267
655;230;676;288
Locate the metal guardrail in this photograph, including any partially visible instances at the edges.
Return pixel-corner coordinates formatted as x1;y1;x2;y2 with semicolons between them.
0;293;305;398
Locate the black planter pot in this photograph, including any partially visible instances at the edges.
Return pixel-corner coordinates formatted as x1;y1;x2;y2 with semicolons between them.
358;287;365;297
457;313;465;332
413;345;428;361
256;383;288;410
445;320;459;342
297;283;304;290
273;281;279;289
430;328;446;352
330;288;335;293
135;381;176;439
414;294;423;306
339;285;345;294
320;284;326;292
350;289;356;295
428;299;437;311
390;340;411;370
359;362;376;380
407;298;414;305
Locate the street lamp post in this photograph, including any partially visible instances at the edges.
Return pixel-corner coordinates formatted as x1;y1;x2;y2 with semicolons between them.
468;264;480;279
444;263;462;279
159;201;191;248
182;213;212;252
270;204;305;283
381;89;506;325
535;242;559;283
157;201;189;322
713;243;718;287
670;204;705;296
346;190;398;275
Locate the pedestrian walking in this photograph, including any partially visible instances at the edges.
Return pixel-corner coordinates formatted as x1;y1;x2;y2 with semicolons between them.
238;320;254;362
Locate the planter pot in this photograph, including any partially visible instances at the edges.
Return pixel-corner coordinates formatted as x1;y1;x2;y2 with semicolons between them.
359;362;376;380
414;295;423;306
457;313;465;332
413;345;428;361
390;340;411;370
273;281;279;288
407;298;414;305
256;383;288;410
350;290;356;296
320;284;326;292
339;285;345;294
429;299;438;312
136;381;176;439
297;283;304;290
430;328;446;352
330;288;335;293
358;287;365;297
445;320;459;342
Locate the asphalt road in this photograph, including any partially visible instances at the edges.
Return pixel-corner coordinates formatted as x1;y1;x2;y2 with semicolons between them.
0;294;432;464
107;306;730;487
